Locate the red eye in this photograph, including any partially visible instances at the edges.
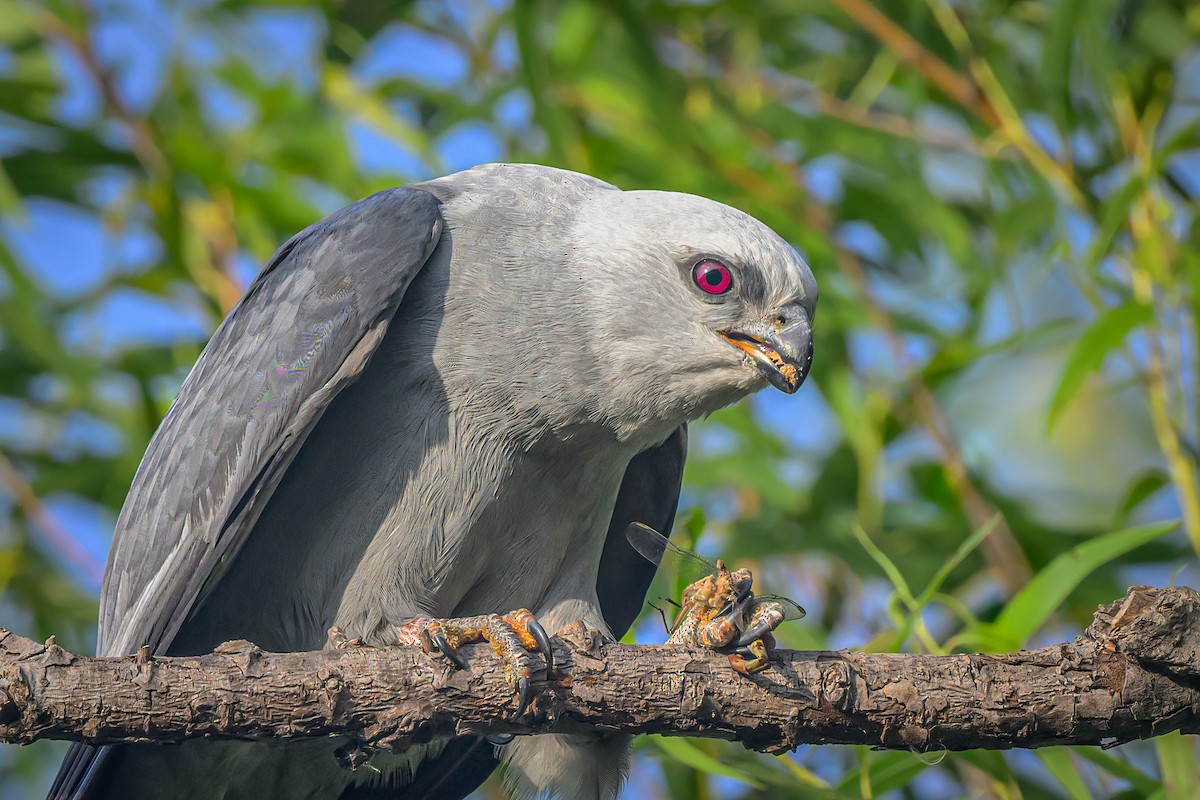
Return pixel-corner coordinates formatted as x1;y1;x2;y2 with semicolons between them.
692;260;732;295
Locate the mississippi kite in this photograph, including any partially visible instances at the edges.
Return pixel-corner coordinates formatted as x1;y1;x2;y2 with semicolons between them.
50;163;816;800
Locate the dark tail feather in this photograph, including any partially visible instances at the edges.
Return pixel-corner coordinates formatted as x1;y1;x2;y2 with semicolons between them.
48;743;111;800
339;736;498;800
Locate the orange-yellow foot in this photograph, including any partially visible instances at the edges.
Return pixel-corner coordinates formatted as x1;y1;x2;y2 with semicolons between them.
393;609;554;718
327;626;364;649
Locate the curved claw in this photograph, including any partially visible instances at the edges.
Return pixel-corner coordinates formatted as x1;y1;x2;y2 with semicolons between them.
723;592;756;633
735;620;774;647
511;676;532;720
486;733;515;746
527;619;555;674
432;633;469;670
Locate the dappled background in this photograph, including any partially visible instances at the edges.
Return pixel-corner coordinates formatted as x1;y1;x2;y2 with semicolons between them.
1;0;1198;797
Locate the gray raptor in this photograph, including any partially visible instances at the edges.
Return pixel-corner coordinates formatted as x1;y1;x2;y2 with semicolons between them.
50;163;816;800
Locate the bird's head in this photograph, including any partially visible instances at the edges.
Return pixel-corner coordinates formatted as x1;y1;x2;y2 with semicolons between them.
569;188;817;439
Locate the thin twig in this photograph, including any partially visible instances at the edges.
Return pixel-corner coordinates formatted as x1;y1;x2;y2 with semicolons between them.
0;449;103;587
31;4;166;176
33;1;244;313
834;0;1084;206
826;238;1033;593
1115;87;1200;554
830;0;997;126
678;114;1034;592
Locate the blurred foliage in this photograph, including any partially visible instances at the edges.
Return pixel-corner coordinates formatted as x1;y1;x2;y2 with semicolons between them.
1;0;1198;797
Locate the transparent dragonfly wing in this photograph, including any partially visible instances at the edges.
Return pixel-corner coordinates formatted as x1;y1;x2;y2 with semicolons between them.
755;594;807;621
625;522;719;585
627;522;807;621
625;522;721;620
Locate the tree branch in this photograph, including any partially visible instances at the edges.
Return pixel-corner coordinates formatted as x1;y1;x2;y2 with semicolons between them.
1;587;1197;758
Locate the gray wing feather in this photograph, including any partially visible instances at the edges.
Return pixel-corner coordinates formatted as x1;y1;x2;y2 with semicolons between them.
49;186;442;800
100;186;443;657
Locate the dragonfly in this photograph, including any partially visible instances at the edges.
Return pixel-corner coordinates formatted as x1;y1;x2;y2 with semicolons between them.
625;522;805;674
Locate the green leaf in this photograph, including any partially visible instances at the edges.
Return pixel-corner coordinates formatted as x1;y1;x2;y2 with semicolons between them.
1152;117;1200;170
1047;302;1154;431
852;523;916;609
1084;175;1147;273
835;750;936;795
985;521;1178;649
1076;748;1159;795
1038;749;1091;800
1039;0;1080;131
772;754;829;789
649;737;765;790
1156;730;1200;800
1133;6;1190;60
1116;471;1170;523
679;505;706;548
915;515;1001;608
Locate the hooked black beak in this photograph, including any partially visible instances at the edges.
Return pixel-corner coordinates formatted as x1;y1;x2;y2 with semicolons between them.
719;304;813;394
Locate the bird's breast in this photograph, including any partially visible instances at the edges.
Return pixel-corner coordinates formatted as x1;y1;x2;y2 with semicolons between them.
424;431;628;621
325;409;636;641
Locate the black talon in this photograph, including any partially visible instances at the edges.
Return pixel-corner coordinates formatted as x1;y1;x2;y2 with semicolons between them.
528;620;555;674
720;592;755;634
733;579;754;603
512;675;532;719
735;621;773;647
433;633;469;670
486;733;515;746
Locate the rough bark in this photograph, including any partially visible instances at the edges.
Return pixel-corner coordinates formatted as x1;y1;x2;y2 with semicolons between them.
1;586;1197;756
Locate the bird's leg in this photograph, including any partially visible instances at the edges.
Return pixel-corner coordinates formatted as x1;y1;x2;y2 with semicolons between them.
393;609;554;718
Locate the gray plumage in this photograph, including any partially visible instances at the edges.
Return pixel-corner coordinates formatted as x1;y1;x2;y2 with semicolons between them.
51;163;816;800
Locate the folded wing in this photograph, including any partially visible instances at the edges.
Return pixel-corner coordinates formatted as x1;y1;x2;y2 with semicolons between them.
50;186;445;800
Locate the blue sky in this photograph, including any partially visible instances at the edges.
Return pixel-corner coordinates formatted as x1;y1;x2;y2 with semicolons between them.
1;3;524;589
1;0;1193;633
